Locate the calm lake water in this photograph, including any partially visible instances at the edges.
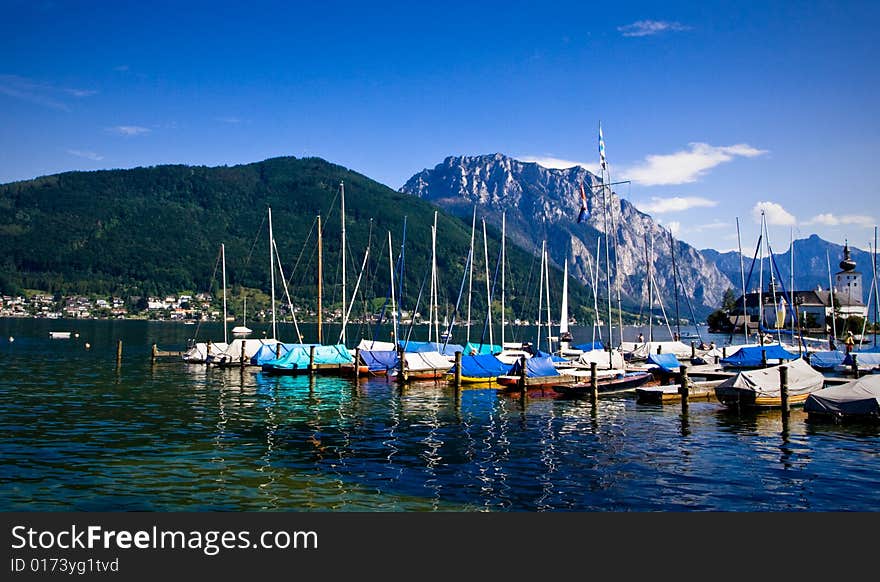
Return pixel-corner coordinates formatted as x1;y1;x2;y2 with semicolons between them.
1;318;878;511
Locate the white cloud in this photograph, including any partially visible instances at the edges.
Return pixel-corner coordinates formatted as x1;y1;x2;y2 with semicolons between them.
517;155;602;175
692;219;730;232
804;213;876;227
636;196;718;214
0;74;69;110
617;20;691;37
624;143;767;186
752;201;797;226
106;125;151;136
64;88;98;98
66;149;104;161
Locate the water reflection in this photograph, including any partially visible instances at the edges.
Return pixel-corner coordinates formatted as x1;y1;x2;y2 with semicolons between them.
2;318;880;510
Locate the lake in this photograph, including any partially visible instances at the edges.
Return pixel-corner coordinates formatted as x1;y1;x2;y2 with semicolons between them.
1;317;878;511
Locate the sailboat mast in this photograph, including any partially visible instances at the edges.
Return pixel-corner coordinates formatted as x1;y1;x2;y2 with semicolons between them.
268;207;277;340
648;233;654;342
317;214;323;344
501;211;507;347
340;182;346;346
790;228;795;339
433;212;440;344
537;240;545;350
670;230;681;340
389;231;398;345
736;217;748;344
544;245;552;354
601;166;613;347
466;208;476;344
827;251;837;345
482;219;493;347
221;242;228;344
758;212;764;345
560;260;569;347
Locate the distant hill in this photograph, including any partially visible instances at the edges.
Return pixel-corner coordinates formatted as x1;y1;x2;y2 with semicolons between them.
702;234;877;302
0;156;598;327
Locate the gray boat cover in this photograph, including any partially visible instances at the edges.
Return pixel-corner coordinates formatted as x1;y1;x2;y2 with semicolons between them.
804;375;880;417
621;341;693;359
715;358;825;399
577;348;625;370
402;351;453;373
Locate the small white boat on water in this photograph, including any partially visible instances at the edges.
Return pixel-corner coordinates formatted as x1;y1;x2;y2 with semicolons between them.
49;331;72;339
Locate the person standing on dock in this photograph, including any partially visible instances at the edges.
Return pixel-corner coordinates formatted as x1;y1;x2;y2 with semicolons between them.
844;331;855;354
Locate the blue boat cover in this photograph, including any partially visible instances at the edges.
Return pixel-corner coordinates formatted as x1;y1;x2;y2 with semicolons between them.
507;355;560;378
459;354;508;378
262;343;352;370
399;340;464;356
464;342;502;355
359;349;399;372
313;344;354;364
808;350;845;370
843;352;880;369
721;344;799;366
534;350;569;363
647;352;682;373
574;341;604;351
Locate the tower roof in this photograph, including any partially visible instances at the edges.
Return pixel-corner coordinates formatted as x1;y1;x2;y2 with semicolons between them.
839;240;857;272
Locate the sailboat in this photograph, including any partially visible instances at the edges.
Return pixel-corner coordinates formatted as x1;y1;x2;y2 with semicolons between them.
231;292;252;337
182;243;230;363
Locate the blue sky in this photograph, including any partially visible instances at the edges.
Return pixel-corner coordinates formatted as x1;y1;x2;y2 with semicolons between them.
2;0;878;254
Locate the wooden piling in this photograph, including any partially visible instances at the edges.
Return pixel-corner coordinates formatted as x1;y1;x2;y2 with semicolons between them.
454;350;462;388
151;343;158;364
678;365;689;412
691;341;696;360
518;355;527;393
116;339;123;366
309;345;316;375
779;365;789;416
761;349;768;369
852;354;859;379
722;346;727;359
240;344;247;368
657;345;662;354
590;361;598;399
397;346;407;384
275;343;282;359
354;347;361;381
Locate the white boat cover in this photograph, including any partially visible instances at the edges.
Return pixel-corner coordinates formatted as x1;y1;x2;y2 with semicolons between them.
496;349;532;366
356;339;396;351
576;349;625;370
804;375;880;417
182;341;229;363
715;358;825;399
402;351;453;373
213;338;279;364
621;341;693;359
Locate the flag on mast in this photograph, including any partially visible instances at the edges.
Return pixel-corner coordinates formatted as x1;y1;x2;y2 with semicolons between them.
598;123;607;171
577;182;589;223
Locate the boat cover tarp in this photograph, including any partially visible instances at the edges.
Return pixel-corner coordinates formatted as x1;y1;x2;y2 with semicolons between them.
715;358;824;399
250;342;320;366
263;346;311;370
808;350;846;371
508;355;561;378
804;375;880;417
843;352;880;371
622;341;693;360
647;352;682;373
459;354;508;378
576;349;625;370
399;341;464;356
464;342;502;355
402;351;454;373
535;350;569;363
356;339;396;351
359;349;399;372
214;339;279;364
574;341;604;351
312;344;354;364
721;343;799;366
183;342;229;363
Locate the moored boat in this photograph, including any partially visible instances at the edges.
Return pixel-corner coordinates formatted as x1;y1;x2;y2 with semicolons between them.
804;375;880;423
553;370;653;398
714;358;825;408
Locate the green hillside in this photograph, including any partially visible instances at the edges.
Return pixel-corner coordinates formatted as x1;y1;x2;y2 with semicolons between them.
0;156;603;326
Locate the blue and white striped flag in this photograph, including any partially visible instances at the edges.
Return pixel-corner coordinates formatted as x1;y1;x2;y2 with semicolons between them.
598;123;607;171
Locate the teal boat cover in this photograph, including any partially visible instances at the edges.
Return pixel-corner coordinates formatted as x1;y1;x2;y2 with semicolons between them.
464;342;502;355
647;352;682;373
459;354;508;378
250;343;319;366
